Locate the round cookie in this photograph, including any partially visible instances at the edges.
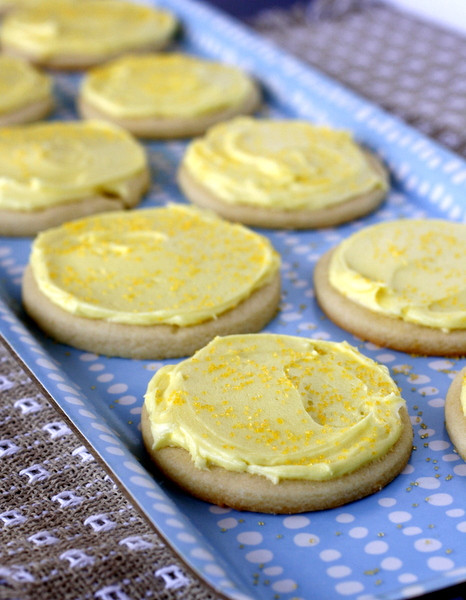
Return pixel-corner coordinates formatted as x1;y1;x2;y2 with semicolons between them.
178;117;388;229
314;219;466;356
142;334;413;513
79;53;261;139
445;367;466;461
0;0;178;70
22;206;281;359
0;120;149;237
0;55;53;126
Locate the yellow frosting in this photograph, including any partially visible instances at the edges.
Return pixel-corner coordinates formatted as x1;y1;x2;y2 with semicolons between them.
0;55;52;115
329;219;466;332
30;205;280;326
182;117;387;210
0;0;177;60
144;334;406;483
81;53;256;119
0;120;147;212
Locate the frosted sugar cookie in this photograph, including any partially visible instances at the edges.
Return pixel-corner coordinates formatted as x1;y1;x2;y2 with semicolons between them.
0;55;53;126
0;0;178;69
445;367;466;461
178;117;388;229
79;53;261;138
0;0;38;16
22;206;281;359
142;334;413;513
0;120;149;237
314;219;466;356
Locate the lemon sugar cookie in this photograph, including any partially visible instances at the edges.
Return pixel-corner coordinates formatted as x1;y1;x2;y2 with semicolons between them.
445;368;466;461
0;55;53;126
178;117;388;229
79;53;261;138
314;219;466;356
0;0;178;70
22;206;281;359
0;120;149;237
142;334;413;513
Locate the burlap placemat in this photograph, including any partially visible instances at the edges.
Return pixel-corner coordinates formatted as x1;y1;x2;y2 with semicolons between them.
0;338;218;600
252;0;466;159
2;2;466;599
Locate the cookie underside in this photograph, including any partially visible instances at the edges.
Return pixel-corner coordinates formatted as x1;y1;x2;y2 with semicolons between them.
314;249;466;356
445;368;466;461
177;151;387;229
0;168;150;237
2;39;174;70
22;268;281;359
0;95;54;127
78;84;261;139
141;405;413;514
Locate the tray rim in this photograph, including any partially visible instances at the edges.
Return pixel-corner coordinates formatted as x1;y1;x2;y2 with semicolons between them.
0;0;466;597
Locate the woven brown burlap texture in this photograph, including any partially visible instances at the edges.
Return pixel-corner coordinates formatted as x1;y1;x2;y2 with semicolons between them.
252;0;466;160
0;338;219;600
2;2;466;599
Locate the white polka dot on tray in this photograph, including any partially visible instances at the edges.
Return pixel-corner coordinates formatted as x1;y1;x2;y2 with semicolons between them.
381;556;403;571
237;532;263;545
378;497;397;507
427;397;445;408
335;580;364;595
245;549;273;564
97;373;114;382
271;579;298;593
293;532;320;547
388;511;412;524
456;521;466;533
428;556;455;572
152;502;176;514
191;548;214;560
319;549;341;562
209;506;231;514
89;363;105;371
328;564;353;581
403;526;423;536
416;477;440;490
414;538;442;552
178;532;196;543
107;383;128;394
425;493;453;506
348;527;368;539
283;515;310;529
204;563;226;577
79;353;99;361
116;395;137;406
365;540;389;555
217;517;238;530
453;464;466;476
263;566;283;576
335;513;355;524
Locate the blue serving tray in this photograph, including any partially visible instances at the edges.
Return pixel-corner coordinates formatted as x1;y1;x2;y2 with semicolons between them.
1;1;465;598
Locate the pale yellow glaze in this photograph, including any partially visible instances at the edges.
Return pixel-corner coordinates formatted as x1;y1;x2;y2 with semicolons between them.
1;0;177;60
0;120;147;211
144;334;406;482
30;205;280;326
329;219;466;332
82;53;256;119
0;55;52;115
182;117;387;210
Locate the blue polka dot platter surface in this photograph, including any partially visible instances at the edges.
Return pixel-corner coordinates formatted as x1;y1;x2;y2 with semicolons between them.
1;1;466;599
